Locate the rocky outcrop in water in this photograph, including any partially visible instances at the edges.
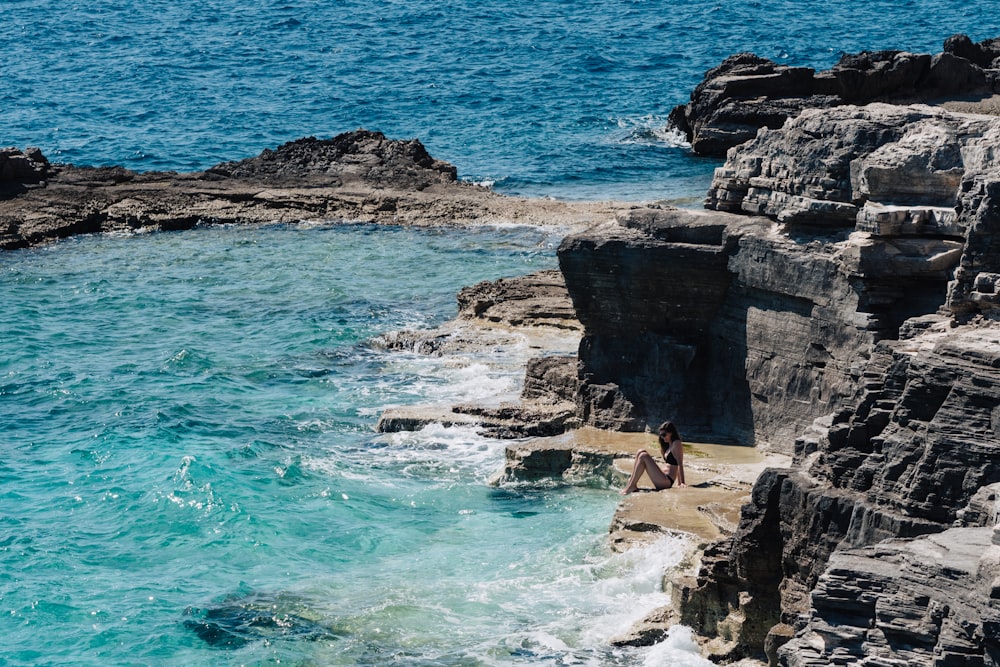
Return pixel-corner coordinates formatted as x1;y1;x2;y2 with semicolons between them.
205;130;458;190
0;130;626;250
669;34;1000;156
373;269;585;439
0;146;48;187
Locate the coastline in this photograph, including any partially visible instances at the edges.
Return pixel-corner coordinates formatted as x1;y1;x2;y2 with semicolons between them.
2;128;771;651
6;31;1000;665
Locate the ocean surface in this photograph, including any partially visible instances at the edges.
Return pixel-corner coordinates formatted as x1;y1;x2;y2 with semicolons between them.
5;2;1000;665
7;0;1000;202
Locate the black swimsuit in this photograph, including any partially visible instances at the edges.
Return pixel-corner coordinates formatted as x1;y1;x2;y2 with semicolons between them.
663;440;679;485
664;442;679;466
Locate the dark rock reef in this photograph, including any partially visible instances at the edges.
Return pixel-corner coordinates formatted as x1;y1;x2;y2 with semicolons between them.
205;130;457;189
670;34;1000;156
183;590;341;648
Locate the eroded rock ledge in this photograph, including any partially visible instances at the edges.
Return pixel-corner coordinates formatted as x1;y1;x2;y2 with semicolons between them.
373;269;585;439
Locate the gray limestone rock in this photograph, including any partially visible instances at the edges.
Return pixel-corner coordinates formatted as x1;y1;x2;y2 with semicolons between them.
557;152;980;448
456;269;582;330
706;104;997;231
559;99;1000;663
372;269;584;439
0;129;628;250
777;527;1000;667
670;34;1000;157
670;323;1000;662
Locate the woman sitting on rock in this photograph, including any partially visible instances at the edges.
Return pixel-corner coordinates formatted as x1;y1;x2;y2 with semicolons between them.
621;421;686;493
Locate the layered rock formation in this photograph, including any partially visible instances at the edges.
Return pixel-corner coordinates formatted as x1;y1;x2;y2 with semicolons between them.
561;103;1000;439
0;130;628;250
671;323;1000;664
778;525;1000;667
556;100;1000;663
669;34;1000;156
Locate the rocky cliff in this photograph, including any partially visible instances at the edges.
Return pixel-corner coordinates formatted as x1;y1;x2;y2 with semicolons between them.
669;34;1000;156
557;100;1000;663
560;105;976;446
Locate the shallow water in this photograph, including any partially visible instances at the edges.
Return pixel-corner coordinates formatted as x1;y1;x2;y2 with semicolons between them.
1;223;712;665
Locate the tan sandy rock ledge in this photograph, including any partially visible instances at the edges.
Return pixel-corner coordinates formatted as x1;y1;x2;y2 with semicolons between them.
496;428;790;649
495;427;790;546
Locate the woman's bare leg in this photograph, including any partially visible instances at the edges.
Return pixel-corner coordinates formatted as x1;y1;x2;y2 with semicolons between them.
621;452;646;494
621;451;673;494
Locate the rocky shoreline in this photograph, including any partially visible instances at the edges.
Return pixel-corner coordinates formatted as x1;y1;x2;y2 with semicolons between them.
5;33;1000;666
0;130;630;251
553;34;1000;666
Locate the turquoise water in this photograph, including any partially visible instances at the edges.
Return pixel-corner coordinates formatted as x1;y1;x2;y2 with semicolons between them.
1;223;701;665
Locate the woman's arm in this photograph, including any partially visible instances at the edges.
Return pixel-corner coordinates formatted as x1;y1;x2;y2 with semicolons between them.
673;439;686;487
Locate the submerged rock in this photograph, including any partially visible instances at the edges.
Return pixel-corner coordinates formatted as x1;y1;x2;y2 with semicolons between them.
183;591;340;648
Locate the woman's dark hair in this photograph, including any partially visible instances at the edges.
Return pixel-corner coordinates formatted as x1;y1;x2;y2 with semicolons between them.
657;421;680;457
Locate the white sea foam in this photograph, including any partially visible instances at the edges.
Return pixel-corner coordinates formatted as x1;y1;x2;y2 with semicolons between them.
577;536;686;640
374;321;574;408
643;626;715;666
463;176;497;188
614;114;691;149
380;352;523;407
381;422;506;472
468;533;710;665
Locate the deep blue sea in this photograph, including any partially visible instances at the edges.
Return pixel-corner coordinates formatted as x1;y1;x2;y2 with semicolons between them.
7;0;1000;201
5;2;1000;665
